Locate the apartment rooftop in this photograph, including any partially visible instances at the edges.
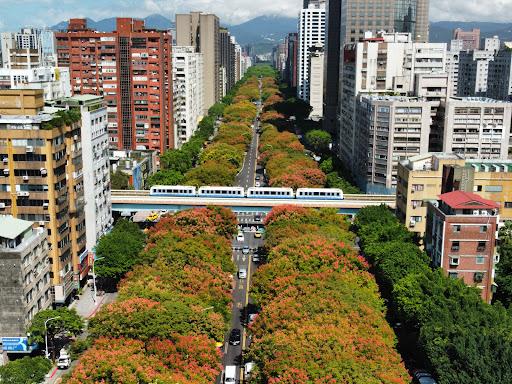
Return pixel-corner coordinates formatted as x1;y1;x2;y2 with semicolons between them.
0;216;32;240
450;96;512;104
439;191;499;210
0;113;52;125
361;95;426;103
400;152;464;171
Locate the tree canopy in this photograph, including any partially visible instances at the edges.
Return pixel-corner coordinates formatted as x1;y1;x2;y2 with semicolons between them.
355;205;512;384
0;356;52;384
247;206;409;383
94;219;146;282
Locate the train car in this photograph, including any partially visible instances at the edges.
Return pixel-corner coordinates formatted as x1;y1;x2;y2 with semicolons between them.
247;187;294;199
149;185;197;197
197;186;245;198
296;188;344;200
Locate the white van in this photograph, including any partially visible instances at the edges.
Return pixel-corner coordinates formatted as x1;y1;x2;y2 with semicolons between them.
224;365;236;384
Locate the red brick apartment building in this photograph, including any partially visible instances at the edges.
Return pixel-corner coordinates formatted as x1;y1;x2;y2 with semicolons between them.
425;191;499;303
55;18;173;152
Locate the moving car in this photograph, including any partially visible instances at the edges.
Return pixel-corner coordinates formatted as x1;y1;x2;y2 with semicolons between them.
57;348;71;369
224;365;236;383
412;370;438;384
238;268;247;279
252;253;260;262
242;246;250;255
255;181;261;187
236;232;244;242
255;175;260;180
229;328;241;345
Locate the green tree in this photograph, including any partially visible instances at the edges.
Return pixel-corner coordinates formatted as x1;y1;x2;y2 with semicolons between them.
304;129;332;154
28;308;84;358
159;148;194;174
146;169;184;188
0;356;52;384
494;221;512;307
110;169;130;190
94;219;146;282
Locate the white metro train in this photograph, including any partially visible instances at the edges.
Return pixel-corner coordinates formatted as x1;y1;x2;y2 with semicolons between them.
149;185;344;200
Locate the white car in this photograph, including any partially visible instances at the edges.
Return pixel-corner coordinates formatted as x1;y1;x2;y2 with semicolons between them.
236;232;244;242
255;182;261;187
238;268;247;279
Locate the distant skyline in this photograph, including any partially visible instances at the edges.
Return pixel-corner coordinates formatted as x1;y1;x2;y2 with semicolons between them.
0;0;511;31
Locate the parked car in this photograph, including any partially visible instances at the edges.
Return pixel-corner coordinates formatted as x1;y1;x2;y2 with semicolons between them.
236;232;244;242
238;268;247;279
254;215;262;222
224;365;237;383
252;253;260;262
242;246;250;255
255;182;261;187
57;348;71;369
229;328;241;345
254;231;262;238
255;175;260;180
412;370;438;384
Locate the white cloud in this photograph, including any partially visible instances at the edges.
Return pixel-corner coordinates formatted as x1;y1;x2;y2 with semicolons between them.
430;0;512;22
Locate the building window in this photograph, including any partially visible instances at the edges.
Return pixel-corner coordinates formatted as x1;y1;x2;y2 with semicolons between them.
412;184;424;192
474;272;484;283
448;272;458;279
449;256;460;266
476;256;485;265
484;185;503;192
451;241;460;252
453;225;461;233
476;185;483;192
477;241;486;252
505;202;512;208
480;225;488;233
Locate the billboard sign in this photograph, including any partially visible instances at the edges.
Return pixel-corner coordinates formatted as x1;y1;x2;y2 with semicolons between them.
1;337;36;353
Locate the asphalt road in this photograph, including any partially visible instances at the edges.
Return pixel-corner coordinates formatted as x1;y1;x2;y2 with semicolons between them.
235;79;262;190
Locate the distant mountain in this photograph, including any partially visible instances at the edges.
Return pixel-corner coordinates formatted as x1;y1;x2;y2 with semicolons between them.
430;21;512;44
51;14;173;32
51;13;296;55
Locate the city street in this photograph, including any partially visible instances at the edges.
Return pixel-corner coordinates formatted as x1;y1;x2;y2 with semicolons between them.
223;225;263;383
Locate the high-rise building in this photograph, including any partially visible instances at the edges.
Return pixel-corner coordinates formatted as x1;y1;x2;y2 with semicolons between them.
443;97;512;159
49;95;112;251
453;28;481;50
397;153;512;239
355;95;433;194
425;190;499;303
487;45;512;101
176;12;221;113
297;1;326;101
55;18;173;152
285;33;299;88
338;32;446;170
0;216;52;337
308;43;325;120
323;0;430;139
457;50;495;97
173;46;204;148
219;28;236;95
0;89;87;304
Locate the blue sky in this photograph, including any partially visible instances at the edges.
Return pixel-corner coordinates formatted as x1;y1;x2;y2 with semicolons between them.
0;0;510;31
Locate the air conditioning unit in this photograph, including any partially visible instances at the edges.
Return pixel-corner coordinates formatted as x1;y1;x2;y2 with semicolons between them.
40;168;47;176
473;210;480;215
26;145;34;152
481;210;489;216
73;134;78;140
3;169;9;175
22;175;29;181
2;158;8;163
39;221;45;226
0;203;5;209
42;202;49;208
494;254;500;264
17;191;29;197
450;257;460;266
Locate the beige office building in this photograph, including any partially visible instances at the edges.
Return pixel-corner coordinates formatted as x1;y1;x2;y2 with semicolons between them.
0;89;87;304
397;153;512;240
176;12;220;113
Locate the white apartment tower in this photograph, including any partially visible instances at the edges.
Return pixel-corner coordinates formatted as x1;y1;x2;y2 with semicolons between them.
308;43;325;120
443;97;512;159
173;46;205;148
297;0;326;101
49;95;112;251
355;95;433;194
339;32;446;170
458;50;495;97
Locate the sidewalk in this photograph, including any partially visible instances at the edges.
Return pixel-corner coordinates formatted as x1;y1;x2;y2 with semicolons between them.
68;285;117;319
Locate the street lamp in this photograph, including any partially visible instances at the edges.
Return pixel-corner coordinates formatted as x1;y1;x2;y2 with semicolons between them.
44;316;60;360
91;254;105;304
